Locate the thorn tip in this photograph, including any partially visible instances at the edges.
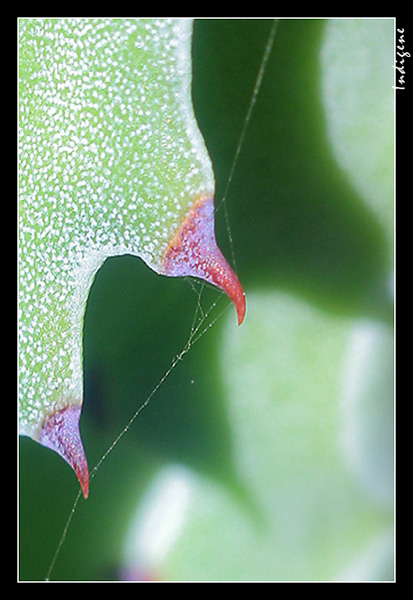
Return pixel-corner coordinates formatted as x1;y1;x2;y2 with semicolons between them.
40;405;89;498
162;195;246;325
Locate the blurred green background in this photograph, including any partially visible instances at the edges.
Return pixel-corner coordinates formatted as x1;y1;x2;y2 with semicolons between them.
19;19;394;581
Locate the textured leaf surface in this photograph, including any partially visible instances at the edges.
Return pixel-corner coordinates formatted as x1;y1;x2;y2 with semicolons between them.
19;18;243;495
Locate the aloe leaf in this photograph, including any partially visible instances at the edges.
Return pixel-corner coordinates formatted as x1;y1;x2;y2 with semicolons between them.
18;18;245;498
124;293;393;581
320;19;394;246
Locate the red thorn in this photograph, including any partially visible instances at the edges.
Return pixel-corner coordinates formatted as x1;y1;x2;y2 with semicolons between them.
162;196;246;325
40;405;89;498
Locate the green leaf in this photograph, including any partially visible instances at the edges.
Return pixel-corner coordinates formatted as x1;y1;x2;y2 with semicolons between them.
19;18;245;497
320;19;394;245
122;293;393;581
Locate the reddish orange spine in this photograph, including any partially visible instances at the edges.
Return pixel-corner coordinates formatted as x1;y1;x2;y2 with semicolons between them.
162;196;246;325
40;405;89;499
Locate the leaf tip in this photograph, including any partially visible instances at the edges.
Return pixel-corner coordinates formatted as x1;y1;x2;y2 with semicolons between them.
162;195;246;325
40;405;89;499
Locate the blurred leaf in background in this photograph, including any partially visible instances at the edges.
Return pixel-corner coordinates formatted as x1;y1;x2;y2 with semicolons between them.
19;18;394;581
